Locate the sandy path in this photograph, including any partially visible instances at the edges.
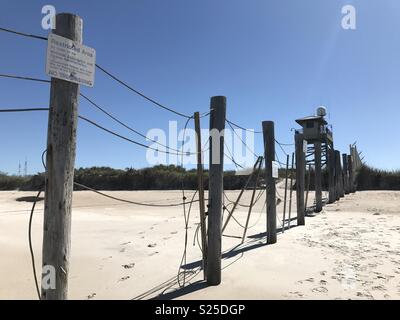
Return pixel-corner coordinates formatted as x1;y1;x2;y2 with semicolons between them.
0;190;399;300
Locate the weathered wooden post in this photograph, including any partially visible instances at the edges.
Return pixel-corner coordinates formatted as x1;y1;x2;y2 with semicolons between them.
338;151;345;198
304;164;312;212
41;13;82;300
288;152;295;228
262;121;277;244
348;153;355;193
314;142;322;212
328;147;335;203
334;150;342;200
282;154;290;231
207;96;226;286
342;153;349;194
194;112;207;280
295;133;305;226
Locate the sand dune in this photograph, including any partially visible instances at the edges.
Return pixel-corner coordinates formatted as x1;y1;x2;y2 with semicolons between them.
0;189;399;300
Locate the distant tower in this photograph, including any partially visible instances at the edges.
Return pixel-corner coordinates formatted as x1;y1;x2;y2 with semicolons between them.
24;158;28;176
18;161;21;176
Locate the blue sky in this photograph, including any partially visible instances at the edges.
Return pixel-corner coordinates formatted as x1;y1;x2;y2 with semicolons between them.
1;0;399;174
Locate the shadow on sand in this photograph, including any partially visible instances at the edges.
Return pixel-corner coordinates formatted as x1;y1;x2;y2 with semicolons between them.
132;216;306;300
132;234;269;300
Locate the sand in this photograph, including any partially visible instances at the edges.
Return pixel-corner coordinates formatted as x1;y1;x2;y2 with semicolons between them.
0;187;399;300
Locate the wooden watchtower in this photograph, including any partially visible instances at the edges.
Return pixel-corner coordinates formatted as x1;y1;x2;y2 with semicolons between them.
294;107;335;220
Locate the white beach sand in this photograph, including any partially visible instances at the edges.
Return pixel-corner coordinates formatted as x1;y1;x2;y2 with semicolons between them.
0;188;399;300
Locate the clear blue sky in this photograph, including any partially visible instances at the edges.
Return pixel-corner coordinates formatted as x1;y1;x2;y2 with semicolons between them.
1;0;399;174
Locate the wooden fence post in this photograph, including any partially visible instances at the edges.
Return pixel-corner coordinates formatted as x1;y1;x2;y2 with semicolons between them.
342;153;349;194
334;150;342;200
262;121;277;244
207;96;226;286
295;133;305;226
314;142;322;212
338;151;345;198
194;112;207;280
41;13;82;300
288;152;295;228
282;154;290;231
328;147;336;203
348;153;355;193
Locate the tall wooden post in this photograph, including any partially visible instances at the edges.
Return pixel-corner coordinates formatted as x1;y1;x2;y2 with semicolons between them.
354;145;360;169
314;142;322;212
41;13;82;300
282;154;290;232
342;153;349;194
334;150;341;200
262;121;277;244
207;96;226;286
348;153;355;193
338;151;345;198
295;133;305;226
328;147;336;203
194;112;207;280
288;152;295;228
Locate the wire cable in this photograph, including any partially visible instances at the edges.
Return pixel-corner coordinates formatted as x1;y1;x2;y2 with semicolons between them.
95;64;193;119
80;93;193;155
28;190;43;300
226;119;263;134
0;108;49;113
78;115;192;156
226;120;259;158
0;73;50;83
73;182;200;207
0;27;197;118
0;27;47;40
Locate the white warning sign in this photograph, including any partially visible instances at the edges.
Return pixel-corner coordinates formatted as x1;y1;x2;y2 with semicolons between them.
272;161;279;179
46;33;96;87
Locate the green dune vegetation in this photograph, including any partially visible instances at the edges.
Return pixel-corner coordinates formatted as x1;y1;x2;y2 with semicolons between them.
1;164;399;192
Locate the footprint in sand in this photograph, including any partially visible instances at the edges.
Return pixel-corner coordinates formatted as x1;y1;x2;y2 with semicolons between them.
312;286;328;293
120;241;131;245
122;263;135;269
148;243;157;248
372;285;386;292
288;291;304;298
319;280;328;286
163;237;171;240
320;271;327;276
118;276;130;282
119;248;126;253
149;251;159;256
87;293;96;299
170;231;178;235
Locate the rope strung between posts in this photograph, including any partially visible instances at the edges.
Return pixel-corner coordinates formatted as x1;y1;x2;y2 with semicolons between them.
0;73;198;156
28;190;43;300
80;93;195;155
0;27;194;119
226;119;259;158
224;141;244;169
226;119;263;134
78;115;194;156
73;182;201;207
223;188;265;208
0;108;49;113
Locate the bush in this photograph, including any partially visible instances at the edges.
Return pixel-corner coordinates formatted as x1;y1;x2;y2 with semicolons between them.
0;172;30;190
0;165;263;191
356;165;400;190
